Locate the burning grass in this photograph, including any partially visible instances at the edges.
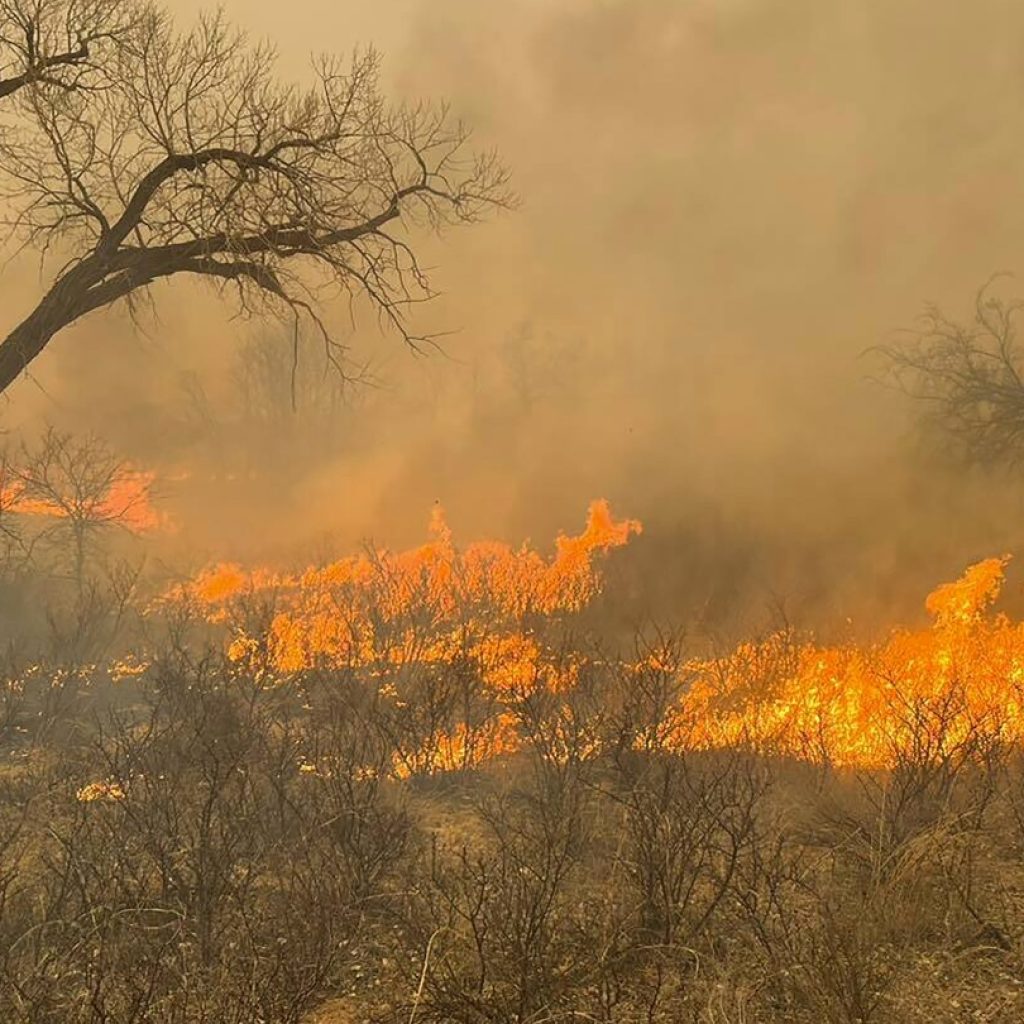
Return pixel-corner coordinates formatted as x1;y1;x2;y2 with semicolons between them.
161;502;1024;777
171;498;641;672
6;492;1024;1022
682;555;1023;768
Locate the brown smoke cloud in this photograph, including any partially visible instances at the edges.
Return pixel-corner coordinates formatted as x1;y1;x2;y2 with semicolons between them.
6;0;1024;633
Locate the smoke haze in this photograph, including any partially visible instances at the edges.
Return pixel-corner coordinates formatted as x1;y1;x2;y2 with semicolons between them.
6;0;1024;633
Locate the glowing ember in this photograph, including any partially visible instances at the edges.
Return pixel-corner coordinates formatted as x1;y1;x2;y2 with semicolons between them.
76;780;126;803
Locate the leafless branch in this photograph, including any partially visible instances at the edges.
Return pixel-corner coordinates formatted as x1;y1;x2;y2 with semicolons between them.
881;279;1024;467
0;7;513;391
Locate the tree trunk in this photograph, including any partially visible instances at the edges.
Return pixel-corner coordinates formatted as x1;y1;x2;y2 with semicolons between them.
0;268;97;391
0;310;63;392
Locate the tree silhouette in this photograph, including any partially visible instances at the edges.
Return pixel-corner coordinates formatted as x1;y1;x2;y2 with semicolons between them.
885;284;1024;467
0;5;511;392
0;0;131;101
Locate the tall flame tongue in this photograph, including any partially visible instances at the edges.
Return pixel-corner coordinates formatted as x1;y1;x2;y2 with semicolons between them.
169;510;1024;775
682;556;1021;768
169;500;642;775
178;498;642;676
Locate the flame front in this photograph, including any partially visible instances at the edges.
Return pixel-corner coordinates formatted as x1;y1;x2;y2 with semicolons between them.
165;506;1024;775
681;556;1022;767
169;500;641;772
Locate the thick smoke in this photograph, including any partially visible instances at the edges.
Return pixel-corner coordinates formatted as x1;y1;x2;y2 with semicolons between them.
6;0;1024;635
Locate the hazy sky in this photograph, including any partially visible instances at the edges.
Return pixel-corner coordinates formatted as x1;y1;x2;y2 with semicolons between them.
7;0;1024;629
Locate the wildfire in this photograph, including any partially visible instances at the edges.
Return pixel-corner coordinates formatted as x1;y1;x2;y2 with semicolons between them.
164;500;640;773
159;501;1024;776
174;499;642;676
2;468;165;534
681;556;1024;767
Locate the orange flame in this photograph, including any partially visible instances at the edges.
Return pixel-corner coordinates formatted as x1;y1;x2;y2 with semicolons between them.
173;499;641;678
2;468;166;534
679;556;1022;767
163;501;641;772
163;502;1024;775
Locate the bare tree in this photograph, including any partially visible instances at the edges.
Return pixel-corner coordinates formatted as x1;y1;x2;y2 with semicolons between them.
0;445;28;571
0;6;511;392
884;283;1024;467
0;0;132;101
13;426;150;587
